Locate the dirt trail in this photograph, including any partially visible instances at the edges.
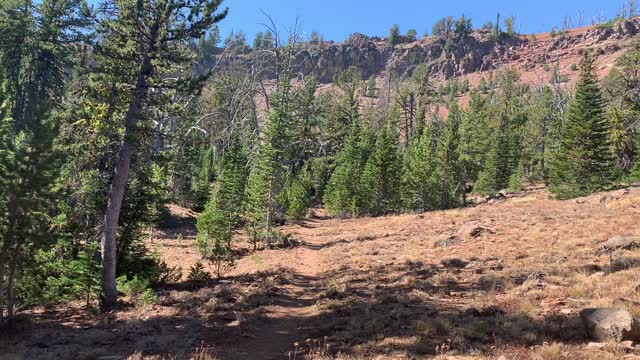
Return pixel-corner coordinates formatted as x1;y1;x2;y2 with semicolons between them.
221;218;331;360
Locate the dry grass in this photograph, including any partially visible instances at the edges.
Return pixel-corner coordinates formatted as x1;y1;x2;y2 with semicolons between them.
5;187;640;359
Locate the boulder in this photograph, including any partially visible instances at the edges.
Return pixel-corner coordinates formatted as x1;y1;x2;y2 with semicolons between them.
441;258;468;268
434;235;462;247
579;308;640;342
609;253;640;273
596;236;640;255
457;223;495;239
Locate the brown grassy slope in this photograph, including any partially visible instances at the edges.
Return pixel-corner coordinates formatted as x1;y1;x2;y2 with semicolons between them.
2;187;640;360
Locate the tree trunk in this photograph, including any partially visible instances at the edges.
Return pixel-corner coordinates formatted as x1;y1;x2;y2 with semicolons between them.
265;179;272;250
461;171;468;207
6;257;16;329
0;256;4;328
101;53;153;308
101;141;132;308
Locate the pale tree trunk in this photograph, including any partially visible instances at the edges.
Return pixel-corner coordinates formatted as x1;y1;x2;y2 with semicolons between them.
6;256;16;328
101;52;153;308
265;178;273;250
0;256;4;327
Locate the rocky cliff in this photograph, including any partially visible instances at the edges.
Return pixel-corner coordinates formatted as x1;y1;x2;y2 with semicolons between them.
216;17;640;85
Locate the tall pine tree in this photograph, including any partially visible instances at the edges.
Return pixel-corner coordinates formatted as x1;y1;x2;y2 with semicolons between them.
359;116;403;215
401;121;438;211
434;104;464;209
324;120;371;216
245;81;291;249
549;53;616;199
95;0;227;307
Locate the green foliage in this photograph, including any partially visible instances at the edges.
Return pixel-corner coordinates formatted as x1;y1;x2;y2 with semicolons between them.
407;29;418;41
191;147;217;211
388;24;400;47
281;167;312;221
324;120;373;216
366;75;377;98
549;53;617;199
245;82;292;249
603;38;640;175
0;0;92;324
187;262;212;283
138;289;158;307
507;161;525;192
116;274;158;307
196;137;247;276
401;123;438;211
434;105;464;209
117;275;149;298
432;17;453;37
359;117;403;215
504;16;516;35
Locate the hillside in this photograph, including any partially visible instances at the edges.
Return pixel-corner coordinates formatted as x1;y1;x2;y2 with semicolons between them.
224;17;640;86
4;186;640;359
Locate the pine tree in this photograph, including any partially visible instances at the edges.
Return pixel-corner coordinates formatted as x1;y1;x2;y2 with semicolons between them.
387;24;400;47
196;136;247;271
67;242;102;308
95;0;227;307
434;105;463;209
359;117;403;215
459;92;492;184
474;114;518;194
323;67;361;155
549;53;616;199
401;123;438;211
191;146;216;210
366;75;376;98
281;166;312;221
0;0;90;326
245;83;291;249
474;70;527;195
324;121;367;216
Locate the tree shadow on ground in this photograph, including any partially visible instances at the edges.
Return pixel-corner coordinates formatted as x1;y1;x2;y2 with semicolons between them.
1;269;320;360
303;260;589;358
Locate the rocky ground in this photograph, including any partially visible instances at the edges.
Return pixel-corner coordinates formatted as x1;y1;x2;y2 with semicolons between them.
2;186;640;359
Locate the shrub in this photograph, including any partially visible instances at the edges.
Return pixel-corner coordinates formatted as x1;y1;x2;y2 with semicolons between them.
188;262;212;283
138;289;158;307
117;275;157;307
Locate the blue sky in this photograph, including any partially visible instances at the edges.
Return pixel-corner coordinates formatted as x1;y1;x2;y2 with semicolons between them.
217;0;624;42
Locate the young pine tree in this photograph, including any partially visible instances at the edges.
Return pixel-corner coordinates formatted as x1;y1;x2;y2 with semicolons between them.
191;146;216;210
245;83;291;249
280;166;312;221
549;53;617;199
196;138;247;263
359;117;403;215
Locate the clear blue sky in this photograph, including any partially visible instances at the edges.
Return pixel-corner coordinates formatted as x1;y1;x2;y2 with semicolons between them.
218;0;623;42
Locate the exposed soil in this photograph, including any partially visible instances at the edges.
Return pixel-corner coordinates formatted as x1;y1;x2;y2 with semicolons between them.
2;186;640;359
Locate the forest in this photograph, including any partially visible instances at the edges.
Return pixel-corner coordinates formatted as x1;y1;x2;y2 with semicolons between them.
1;0;640;340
